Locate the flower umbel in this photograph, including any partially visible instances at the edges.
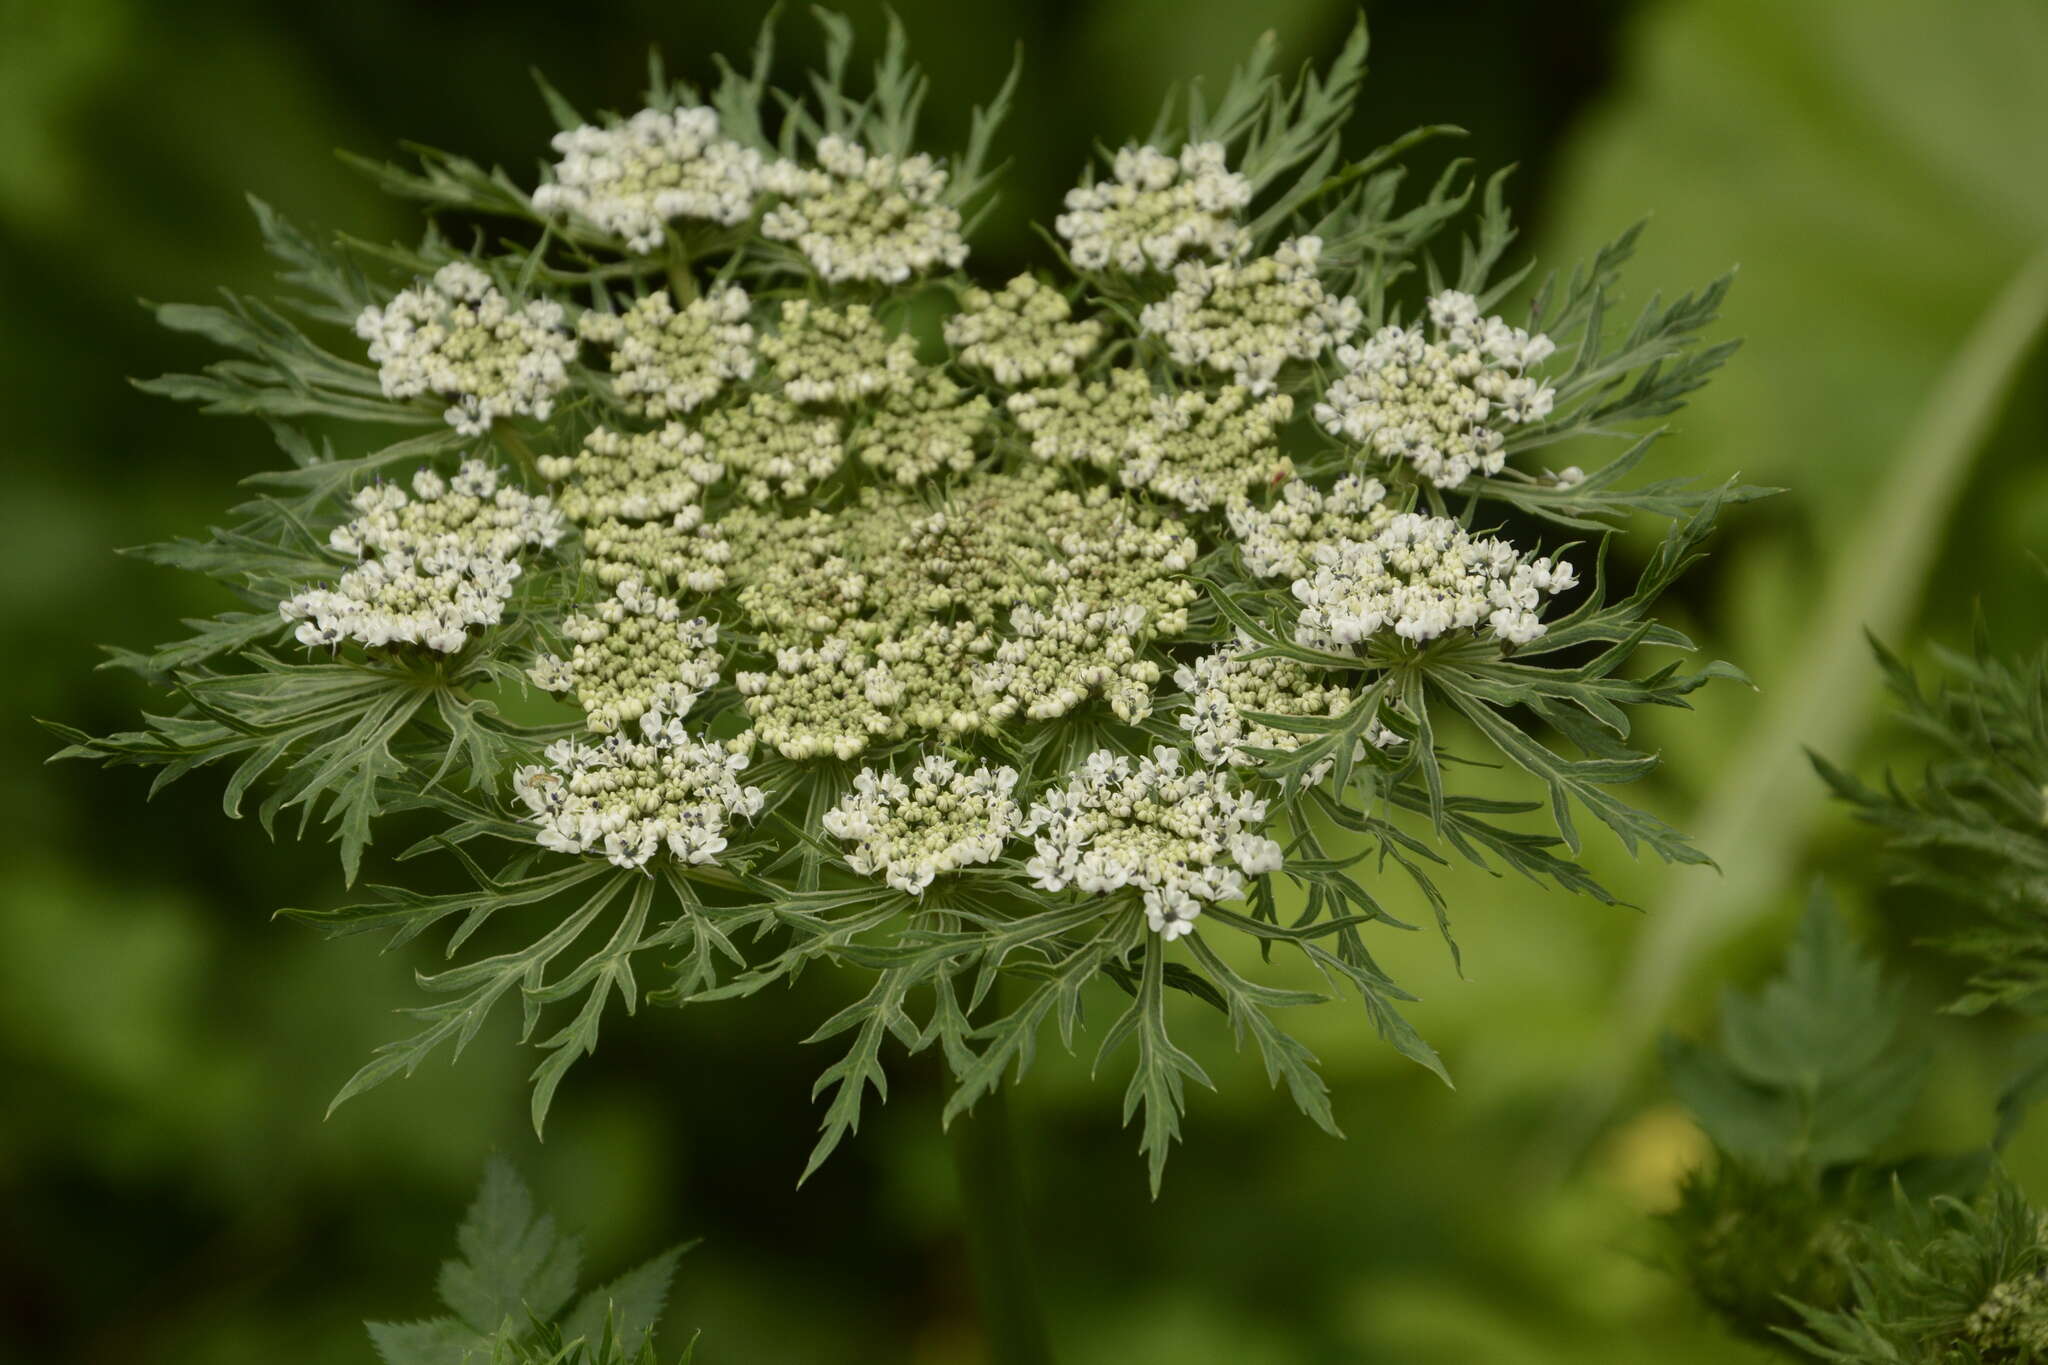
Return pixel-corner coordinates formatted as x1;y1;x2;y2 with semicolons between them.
66;13;1748;1191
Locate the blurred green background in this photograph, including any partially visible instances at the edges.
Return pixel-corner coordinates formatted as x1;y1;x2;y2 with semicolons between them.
5;0;2047;1361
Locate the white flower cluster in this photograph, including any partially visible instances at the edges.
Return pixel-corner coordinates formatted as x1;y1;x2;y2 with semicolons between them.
512;707;766;868
354;262;574;435
851;375;992;485
1055;142;1250;273
1022;747;1284;940
1291;511;1578;649
538;424;723;524
1314;288;1558;488
700;395;845;502
736;635;897;761
1140;236;1361;394
282;461;562;652
944;275;1103;385
976;598;1161;725
1174;636;1359;769
758;301;919;405
761;135;968;283
577;286;756;419
1227;475;1393;581
580;507;733;595
530;579;724;734
1122;386;1294;511
822;755;1023;894
533;105;771;252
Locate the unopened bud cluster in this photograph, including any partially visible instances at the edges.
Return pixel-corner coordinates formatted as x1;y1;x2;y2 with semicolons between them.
530;580;724;734
1056;142;1250;272
944;275;1103;385
577;286;756;418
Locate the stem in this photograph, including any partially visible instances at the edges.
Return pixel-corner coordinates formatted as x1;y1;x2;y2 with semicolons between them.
947;1084;1054;1365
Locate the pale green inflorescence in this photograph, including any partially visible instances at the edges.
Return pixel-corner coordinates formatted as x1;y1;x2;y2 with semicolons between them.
944;274;1105;385
93;16;1744;1178
757;300;919;405
823;755;1024;894
530;579;724;735
699;394;845;502
1139;236;1362;395
537;424;722;523
315;68;1603;940
355;262;576;435
849;373;993;485
576;285;756;418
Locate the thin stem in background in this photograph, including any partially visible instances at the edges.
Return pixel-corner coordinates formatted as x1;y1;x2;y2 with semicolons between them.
947;1083;1055;1365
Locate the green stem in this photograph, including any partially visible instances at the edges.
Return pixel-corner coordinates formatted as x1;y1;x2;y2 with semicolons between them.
947;1084;1054;1365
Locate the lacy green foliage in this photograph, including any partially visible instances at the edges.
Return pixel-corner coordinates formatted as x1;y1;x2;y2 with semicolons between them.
1779;1173;2048;1365
369;1158;695;1365
1814;628;2048;1018
49;12;1751;1190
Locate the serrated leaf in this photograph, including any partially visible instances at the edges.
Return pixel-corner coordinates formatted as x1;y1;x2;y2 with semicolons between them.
367;1316;486;1365
560;1243;694;1359
440;1158;583;1335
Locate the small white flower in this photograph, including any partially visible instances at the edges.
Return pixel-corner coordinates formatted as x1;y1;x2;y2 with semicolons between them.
1055;142;1250;273
1022;746;1284;939
760;136;967;283
823;754;1023;894
1314;288;1558;488
1287;509;1576;650
514;705;766;869
533;105;769;251
280;460;562;654
354;264;575;435
1139;237;1360;394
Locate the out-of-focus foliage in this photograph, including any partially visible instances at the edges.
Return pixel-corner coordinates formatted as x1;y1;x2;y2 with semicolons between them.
1816;629;2048;1019
1538;0;2048;1079
369;1159;695;1365
1659;894;1953;1348
1664;626;2048;1361
1779;1173;2048;1365
1663;894;1927;1175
